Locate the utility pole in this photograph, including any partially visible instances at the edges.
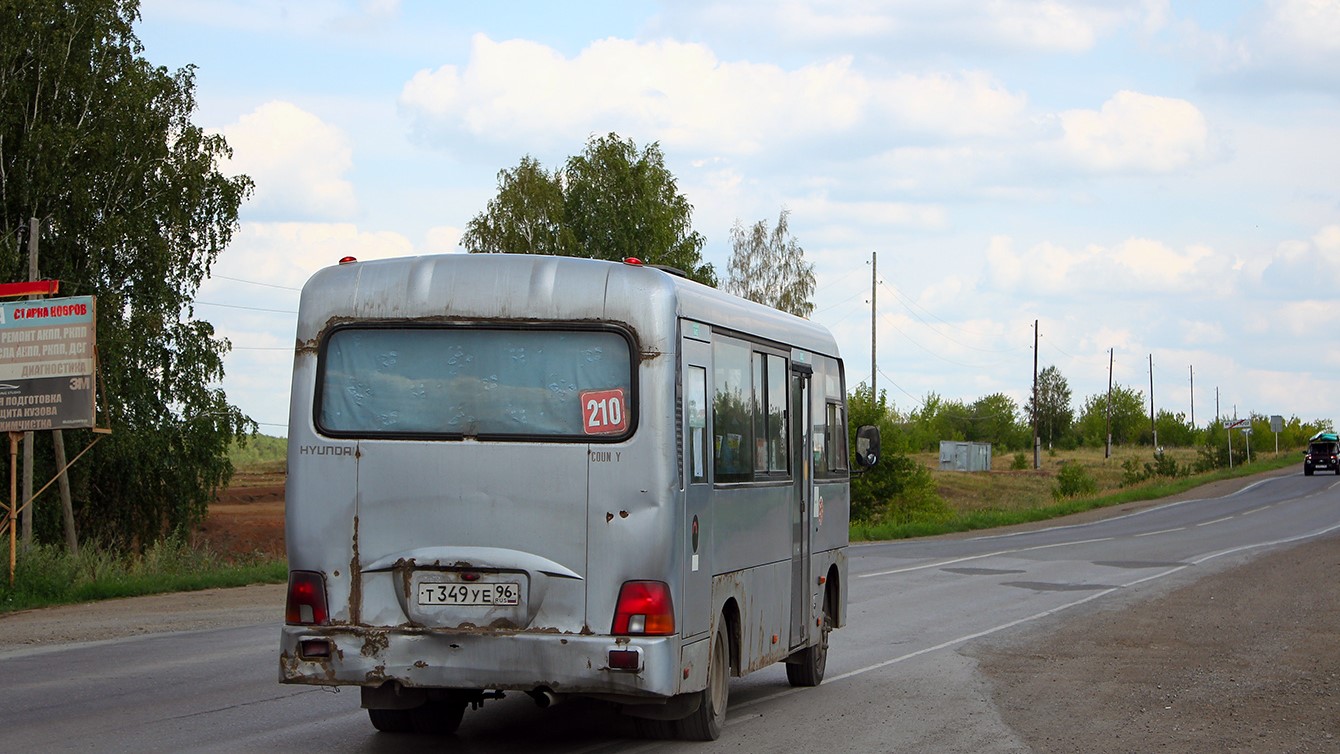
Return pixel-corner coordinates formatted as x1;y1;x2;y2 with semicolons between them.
870;251;876;400
1189;365;1195;428
1105;348;1113;459
1215;387;1220;423
1148;354;1157;450
21;218;37;547
1032;320;1039;470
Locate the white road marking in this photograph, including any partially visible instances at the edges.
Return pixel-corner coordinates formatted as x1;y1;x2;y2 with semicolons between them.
1134;527;1186;537
737;521;1340;716
856;538;1113;578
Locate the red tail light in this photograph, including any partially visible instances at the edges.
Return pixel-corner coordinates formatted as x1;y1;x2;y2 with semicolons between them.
286;571;330;626
612;580;675;635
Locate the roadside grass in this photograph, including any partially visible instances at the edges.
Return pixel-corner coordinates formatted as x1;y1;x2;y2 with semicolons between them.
0;536;286;613
0;435;291;614
852;446;1302;541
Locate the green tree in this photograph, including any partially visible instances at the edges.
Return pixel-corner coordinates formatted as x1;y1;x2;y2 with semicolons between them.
847;384;948;524
725;208;815;318
466;133;716;286
1075;384;1148;447
1025;365;1074;449
459;156;569;255
968;392;1027;450
1153;409;1198;447
0;0;253;548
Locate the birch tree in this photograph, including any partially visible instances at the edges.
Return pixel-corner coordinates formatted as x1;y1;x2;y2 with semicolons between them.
725;209;815;318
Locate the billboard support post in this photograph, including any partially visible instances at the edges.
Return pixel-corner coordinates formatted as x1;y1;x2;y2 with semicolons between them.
6;432;17;585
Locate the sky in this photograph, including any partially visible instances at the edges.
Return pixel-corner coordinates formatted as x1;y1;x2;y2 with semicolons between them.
133;0;1340;437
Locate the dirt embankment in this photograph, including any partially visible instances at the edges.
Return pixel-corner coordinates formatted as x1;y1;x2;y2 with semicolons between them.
191;468;286;560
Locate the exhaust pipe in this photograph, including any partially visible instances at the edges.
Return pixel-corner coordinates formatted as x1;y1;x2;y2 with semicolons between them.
527;689;563;708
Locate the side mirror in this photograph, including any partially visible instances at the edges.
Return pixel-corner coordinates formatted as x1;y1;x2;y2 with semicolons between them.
853;425;881;468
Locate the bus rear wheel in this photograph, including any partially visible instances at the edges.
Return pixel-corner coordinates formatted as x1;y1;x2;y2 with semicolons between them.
676;624;730;740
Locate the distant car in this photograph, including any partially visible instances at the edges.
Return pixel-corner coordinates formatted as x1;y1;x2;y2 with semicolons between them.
1304;431;1339;476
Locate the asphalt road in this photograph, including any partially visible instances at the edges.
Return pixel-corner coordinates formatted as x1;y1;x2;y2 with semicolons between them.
2;471;1337;752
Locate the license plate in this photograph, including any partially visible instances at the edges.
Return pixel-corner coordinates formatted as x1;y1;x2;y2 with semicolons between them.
417;581;521;606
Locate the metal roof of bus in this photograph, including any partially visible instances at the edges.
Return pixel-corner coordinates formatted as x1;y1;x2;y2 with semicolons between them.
296;253;841;358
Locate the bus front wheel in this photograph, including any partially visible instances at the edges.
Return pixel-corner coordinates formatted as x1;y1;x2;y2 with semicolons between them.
786;603;831;687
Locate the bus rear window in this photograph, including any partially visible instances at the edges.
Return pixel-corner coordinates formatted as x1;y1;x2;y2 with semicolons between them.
316;326;634;440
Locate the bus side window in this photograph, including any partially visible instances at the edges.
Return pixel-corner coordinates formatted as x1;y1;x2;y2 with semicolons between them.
688;365;708;483
827;402;848;473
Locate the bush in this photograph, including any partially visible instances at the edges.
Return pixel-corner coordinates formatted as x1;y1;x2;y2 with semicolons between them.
1011;452;1029;470
1053;461;1097;500
1122;451;1189;486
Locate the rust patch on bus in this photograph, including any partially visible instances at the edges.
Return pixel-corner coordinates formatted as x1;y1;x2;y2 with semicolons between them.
280;650;338;683
349;515;362;625
361;630;390;657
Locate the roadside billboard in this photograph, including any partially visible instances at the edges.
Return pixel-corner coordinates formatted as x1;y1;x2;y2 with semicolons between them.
0;296;96;432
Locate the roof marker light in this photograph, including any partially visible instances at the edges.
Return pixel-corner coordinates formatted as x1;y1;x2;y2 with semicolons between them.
338;256;357;265
622;257;643;266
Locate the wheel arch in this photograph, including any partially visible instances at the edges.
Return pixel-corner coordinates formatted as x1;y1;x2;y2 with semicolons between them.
825;562;844;628
719;597;742;676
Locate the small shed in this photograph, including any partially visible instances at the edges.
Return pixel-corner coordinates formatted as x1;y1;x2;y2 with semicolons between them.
939;441;992;472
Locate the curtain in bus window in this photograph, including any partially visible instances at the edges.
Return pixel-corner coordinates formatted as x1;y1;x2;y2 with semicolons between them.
766;354;787;472
319;328;631;438
712;337;753;482
688;366;707;483
749;353;789;475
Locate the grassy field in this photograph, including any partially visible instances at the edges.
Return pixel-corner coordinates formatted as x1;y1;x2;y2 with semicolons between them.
852;444;1301;540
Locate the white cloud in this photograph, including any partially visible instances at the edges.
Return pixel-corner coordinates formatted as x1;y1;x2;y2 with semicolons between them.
1179;319;1227;346
662;0;1162;54
1258;0;1340;63
1057;91;1210;173
1172;0;1340;88
986;236;1086;292
986;235;1222;295
219;102;358;220
1112;238;1213;288
1258;225;1340;298
400;34;869;155
214;222;416;289
423;226;463;254
874;71;1029;137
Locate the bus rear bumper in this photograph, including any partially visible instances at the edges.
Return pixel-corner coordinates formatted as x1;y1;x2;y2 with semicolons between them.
279;625;684;701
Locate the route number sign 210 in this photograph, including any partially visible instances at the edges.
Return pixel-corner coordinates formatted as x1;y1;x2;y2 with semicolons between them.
581;388;627;435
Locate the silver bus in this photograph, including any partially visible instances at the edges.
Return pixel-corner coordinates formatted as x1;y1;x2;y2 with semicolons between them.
279;253;878;740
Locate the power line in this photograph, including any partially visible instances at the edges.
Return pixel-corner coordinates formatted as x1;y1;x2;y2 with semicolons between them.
879;283;1023;356
211;274;301;291
195;301;297;314
878;281;1024;354
879;313;1016;369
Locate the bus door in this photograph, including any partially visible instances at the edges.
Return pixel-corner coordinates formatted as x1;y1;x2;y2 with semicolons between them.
789;361;813;649
681;327;712;640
